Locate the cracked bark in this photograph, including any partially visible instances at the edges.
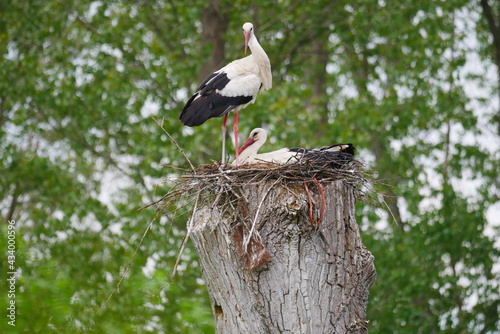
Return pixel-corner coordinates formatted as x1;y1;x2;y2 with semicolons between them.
190;179;376;334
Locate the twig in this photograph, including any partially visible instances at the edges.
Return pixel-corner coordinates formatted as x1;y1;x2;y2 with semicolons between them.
152;117;196;173
97;210;162;313
380;193;400;228
243;178;281;251
171;190;201;281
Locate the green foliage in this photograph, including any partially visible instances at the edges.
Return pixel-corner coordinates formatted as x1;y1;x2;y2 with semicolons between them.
1;0;499;333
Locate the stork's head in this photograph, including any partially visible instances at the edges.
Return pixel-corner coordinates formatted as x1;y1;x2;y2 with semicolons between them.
238;128;267;155
242;22;254;54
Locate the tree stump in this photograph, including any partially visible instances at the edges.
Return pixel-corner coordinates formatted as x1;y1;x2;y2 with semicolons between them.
190;178;376;334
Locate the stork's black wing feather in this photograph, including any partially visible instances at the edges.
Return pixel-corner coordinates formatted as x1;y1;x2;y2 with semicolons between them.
180;72;253;127
289;143;356;168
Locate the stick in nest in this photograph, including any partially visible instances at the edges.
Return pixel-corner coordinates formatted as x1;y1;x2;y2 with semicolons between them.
152;117;196;173
170;190;202;281
243;178;281;251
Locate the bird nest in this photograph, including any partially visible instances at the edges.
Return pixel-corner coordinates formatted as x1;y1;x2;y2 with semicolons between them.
145;157;370;226
195;158;362;182
183;158;367;205
146;118;373;215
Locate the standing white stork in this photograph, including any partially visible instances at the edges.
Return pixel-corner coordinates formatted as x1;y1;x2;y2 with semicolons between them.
180;22;272;164
232;128;355;166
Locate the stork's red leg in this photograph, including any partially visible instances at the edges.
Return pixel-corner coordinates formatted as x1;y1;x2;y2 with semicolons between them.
221;113;229;164
234;111;239;165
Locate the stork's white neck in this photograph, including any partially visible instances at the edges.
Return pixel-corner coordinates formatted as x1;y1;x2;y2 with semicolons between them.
248;35;266;58
248;33;272;90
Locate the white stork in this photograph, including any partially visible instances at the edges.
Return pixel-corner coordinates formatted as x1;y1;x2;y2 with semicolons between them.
180;22;272;164
232;128;355;166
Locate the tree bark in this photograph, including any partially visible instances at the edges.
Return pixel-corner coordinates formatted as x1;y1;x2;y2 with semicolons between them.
190;179;376;334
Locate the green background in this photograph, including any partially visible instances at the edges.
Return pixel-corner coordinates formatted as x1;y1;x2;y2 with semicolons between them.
1;1;499;333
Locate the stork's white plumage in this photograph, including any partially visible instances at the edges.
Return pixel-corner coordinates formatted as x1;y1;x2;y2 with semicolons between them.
180;22;272;164
232;128;355;166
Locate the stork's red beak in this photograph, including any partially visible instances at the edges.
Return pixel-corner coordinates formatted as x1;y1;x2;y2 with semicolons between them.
244;31;250;54
238;137;255;155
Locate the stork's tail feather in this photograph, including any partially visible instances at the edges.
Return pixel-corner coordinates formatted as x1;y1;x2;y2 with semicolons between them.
179;95;210;127
300;143;356;168
319;143;355;156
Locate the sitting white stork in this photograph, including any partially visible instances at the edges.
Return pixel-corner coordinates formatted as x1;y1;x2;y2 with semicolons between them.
232;128;355;166
180;22;272;164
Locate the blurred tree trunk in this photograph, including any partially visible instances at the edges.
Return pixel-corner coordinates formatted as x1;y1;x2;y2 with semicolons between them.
198;1;229;83
479;0;500;133
190;179;376;334
334;4;406;231
307;37;330;137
